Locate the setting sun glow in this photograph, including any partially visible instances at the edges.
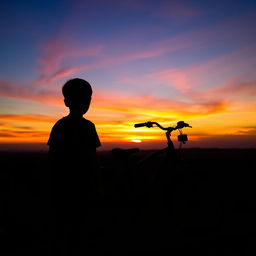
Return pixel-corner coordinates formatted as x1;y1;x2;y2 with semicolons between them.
132;139;142;144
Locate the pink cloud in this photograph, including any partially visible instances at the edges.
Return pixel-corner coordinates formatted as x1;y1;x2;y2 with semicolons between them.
41;38;191;82
126;43;256;96
206;79;256;97
148;69;191;92
0;80;61;105
184;45;256;85
37;38;103;82
36;28;198;82
93;90;229;118
45;68;77;83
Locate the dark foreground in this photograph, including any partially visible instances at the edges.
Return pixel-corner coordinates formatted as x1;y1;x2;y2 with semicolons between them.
1;148;256;254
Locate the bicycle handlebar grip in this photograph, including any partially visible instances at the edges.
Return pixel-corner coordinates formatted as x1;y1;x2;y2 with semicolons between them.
177;121;192;129
134;122;151;128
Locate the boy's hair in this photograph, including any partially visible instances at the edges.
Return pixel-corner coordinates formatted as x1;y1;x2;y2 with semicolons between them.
62;78;92;99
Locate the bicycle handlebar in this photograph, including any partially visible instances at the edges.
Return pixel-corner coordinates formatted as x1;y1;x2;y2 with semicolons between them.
134;121;192;130
134;122;153;128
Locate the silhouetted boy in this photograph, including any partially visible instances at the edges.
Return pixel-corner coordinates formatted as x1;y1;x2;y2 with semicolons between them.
48;78;101;166
47;78;101;254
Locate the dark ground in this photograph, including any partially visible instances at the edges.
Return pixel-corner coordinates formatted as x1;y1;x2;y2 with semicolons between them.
1;148;256;255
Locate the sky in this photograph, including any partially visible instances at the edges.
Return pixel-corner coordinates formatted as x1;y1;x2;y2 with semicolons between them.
0;0;256;151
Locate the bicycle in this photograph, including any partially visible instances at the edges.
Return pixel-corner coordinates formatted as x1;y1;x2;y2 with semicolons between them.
134;120;191;166
98;121;193;250
108;120;192;205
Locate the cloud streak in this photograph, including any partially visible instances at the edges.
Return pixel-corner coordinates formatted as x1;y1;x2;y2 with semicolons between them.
36;36;193;83
207;80;256;97
37;38;103;82
0;114;56;123
0;80;61;105
0;114;53;143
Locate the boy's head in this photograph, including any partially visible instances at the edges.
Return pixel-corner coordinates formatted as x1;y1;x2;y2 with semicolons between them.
62;78;92;116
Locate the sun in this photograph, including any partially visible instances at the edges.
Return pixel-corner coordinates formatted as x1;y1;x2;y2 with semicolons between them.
132;139;142;143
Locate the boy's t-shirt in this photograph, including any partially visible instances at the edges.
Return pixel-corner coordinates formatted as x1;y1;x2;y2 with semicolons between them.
47;116;101;159
47;116;101;203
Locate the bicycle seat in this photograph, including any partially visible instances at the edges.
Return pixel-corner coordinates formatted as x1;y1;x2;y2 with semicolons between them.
111;147;140;157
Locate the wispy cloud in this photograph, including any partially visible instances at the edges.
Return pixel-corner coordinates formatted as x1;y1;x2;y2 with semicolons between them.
235;127;256;135
0;114;56;123
93;91;229;119
0;115;52;142
36;35;193;83
0;80;61;105
148;69;191;92
207;79;256;97
37;38;103;82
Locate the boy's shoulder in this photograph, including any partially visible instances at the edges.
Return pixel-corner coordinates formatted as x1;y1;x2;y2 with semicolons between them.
53;116;95;128
51;117;67;129
80;117;95;126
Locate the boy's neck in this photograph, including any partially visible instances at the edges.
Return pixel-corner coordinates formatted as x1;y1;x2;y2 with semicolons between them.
68;111;84;119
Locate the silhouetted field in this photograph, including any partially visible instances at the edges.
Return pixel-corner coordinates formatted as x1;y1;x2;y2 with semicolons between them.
1;148;256;254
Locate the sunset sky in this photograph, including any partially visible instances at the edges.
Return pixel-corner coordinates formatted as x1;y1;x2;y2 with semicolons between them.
0;0;256;151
